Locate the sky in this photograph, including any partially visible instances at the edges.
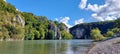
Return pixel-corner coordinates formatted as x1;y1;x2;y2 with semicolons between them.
6;0;120;28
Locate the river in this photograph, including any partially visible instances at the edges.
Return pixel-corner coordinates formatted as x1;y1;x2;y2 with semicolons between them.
0;40;93;54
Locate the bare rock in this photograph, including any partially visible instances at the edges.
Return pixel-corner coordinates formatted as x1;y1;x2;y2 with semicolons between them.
87;38;120;54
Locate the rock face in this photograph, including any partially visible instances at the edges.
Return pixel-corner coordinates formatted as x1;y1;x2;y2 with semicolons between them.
57;23;69;32
57;23;70;39
48;21;61;39
48;21;70;39
70;21;115;39
59;25;69;32
87;38;120;54
14;15;25;28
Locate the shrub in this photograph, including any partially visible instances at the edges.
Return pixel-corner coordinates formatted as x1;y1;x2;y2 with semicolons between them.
106;31;114;38
91;28;106;41
61;30;73;39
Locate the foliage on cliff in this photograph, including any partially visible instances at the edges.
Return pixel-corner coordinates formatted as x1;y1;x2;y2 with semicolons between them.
0;0;73;40
70;18;120;39
0;0;24;40
70;21;113;39
61;30;73;39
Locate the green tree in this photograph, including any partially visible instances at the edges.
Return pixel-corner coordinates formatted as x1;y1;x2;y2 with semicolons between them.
24;25;30;40
91;28;105;41
1;27;9;40
0;23;2;39
34;30;40;39
111;28;120;37
0;31;2;39
112;28;120;34
47;30;55;39
115;18;120;28
6;24;24;39
106;31;114;38
15;26;25;39
61;30;73;39
39;27;45;39
29;29;35;40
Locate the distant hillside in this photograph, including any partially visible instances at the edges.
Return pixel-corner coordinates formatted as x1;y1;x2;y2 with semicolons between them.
70;20;120;39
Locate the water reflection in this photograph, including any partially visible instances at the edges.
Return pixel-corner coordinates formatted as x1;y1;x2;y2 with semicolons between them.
0;41;24;54
0;40;92;54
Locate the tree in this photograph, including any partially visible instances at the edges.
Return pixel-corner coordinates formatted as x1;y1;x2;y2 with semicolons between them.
0;31;2;39
115;18;120;28
24;25;30;40
15;26;25;39
112;28;120;34
29;29;35;40
6;24;25;39
111;28;120;37
34;30;40;39
106;31;114;38
61;30;73;39
46;30;55;39
1;27;9;40
91;28;105;41
0;23;2;39
38;27;45;39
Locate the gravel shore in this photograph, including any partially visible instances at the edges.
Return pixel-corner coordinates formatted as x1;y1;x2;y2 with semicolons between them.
87;37;120;54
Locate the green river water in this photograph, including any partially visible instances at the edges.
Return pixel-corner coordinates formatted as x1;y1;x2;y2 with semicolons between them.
0;40;92;54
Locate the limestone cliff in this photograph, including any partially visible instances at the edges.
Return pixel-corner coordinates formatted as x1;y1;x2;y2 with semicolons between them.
14;15;25;28
70;21;115;39
48;21;60;39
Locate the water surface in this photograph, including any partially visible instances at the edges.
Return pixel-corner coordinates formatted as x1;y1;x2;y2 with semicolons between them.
0;40;92;54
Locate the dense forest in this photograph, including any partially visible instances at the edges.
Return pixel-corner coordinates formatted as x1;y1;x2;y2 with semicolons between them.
0;0;73;40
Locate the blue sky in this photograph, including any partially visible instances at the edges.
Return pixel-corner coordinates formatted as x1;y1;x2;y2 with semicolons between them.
6;0;119;28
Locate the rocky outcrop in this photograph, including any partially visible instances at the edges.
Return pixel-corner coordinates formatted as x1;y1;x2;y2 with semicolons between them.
48;21;61;39
58;23;69;32
70;21;115;39
87;37;120;54
48;21;70;39
14;15;25;28
59;25;69;32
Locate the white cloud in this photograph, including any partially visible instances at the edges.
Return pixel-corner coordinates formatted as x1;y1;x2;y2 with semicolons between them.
91;13;104;21
105;16;117;20
86;4;99;12
79;0;87;9
55;18;58;21
75;18;84;25
90;0;120;21
79;0;120;21
60;17;72;28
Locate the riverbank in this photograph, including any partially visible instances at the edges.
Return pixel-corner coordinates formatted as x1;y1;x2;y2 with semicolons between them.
87;37;120;54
